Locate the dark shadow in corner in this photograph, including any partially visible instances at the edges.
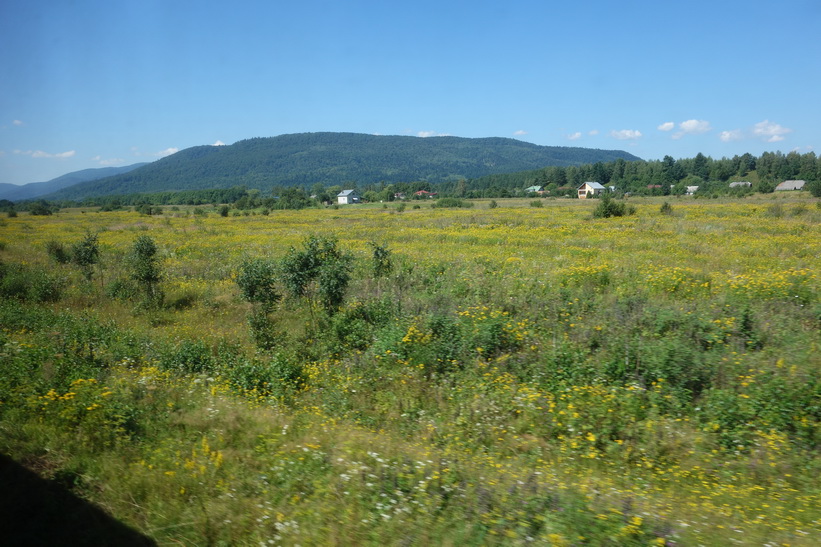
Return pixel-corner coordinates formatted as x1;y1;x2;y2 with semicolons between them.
0;453;156;546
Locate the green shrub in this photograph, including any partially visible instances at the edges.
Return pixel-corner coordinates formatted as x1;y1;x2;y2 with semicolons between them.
160;339;214;374
432;197;473;208
0;261;63;303
530;200;543;208
46;239;71;264
592;193;635;218
236;257;281;311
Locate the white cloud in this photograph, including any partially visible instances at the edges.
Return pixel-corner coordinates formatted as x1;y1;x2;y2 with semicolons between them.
417;131;450;138
212;140;226;146
99;157;124;166
567;132;582;141
680;119;711;134
16;149;75;159
753;120;792;143
657;122;675;131
719;129;743;142
588;129;599;136
155;147;179;157
513;130;527;136
670;119;711;140
610;129;642;140
12;120;23;126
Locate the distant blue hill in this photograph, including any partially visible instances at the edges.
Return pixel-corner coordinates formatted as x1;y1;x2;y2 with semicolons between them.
0;163;148;202
41;133;642;201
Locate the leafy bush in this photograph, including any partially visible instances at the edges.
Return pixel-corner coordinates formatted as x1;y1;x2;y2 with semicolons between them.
592;193;635;218
281;235;352;315
160;340;215;374
432;197;473;208
530;200;543;208
46;239;71;264
236;257;281;311
0;261;63;303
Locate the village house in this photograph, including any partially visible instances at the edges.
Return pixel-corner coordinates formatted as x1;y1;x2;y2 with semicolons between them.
577;182;605;199
337;189;361;204
414;190;438;199
775;180;806;191
729;181;752;188
525;185;544;195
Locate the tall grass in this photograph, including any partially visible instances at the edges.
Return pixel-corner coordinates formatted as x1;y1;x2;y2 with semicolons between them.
1;194;819;544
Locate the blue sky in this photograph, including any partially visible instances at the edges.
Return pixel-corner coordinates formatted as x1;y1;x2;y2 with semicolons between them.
1;0;819;185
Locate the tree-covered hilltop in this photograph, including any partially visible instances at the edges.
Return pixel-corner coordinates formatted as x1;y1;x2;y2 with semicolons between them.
42;132;640;200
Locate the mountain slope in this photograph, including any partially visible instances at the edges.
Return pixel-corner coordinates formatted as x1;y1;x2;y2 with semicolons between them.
0;163;148;201
45;133;641;200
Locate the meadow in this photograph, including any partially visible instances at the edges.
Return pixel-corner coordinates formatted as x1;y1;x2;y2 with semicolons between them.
1;193;819;545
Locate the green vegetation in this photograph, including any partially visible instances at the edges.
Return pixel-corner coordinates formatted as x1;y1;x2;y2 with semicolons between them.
0;195;819;545
42;132;641;200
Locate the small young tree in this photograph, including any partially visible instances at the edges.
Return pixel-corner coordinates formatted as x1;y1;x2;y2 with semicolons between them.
128;235;163;307
71;232;100;282
236;257;282;349
368;241;393;278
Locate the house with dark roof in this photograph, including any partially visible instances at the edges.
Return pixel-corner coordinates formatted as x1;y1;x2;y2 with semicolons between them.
337;189;361;204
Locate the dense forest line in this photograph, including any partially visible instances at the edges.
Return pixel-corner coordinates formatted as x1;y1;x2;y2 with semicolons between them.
452;150;821;197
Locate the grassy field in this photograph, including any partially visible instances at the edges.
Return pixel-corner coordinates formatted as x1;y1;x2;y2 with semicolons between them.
1;193;819;545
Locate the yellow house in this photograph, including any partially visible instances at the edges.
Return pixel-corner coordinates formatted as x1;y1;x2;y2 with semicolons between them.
578;182;605;199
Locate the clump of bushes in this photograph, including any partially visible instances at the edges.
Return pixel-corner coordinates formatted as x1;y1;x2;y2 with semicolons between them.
592;193;635;218
432;197;473;208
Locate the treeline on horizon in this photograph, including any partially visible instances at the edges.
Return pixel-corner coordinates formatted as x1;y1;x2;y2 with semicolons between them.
4;150;821;214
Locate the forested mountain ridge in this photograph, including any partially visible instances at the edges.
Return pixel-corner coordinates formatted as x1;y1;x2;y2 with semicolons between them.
0;163;147;201
43;132;640;200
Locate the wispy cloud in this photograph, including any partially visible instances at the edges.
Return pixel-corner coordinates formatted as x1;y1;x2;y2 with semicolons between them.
657;122;674;131
567;132;582;141
513;130;527;136
155;147;179;157
92;155;125;166
15;149;75;159
588;129;599;136
417;131;451;138
719;129;743;142
753;120;792;142
212;140;226;146
610;129;642;140
12;120;23;126
672;119;712;139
